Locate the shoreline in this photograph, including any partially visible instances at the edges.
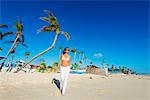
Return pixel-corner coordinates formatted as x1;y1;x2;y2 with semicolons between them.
1;66;150;76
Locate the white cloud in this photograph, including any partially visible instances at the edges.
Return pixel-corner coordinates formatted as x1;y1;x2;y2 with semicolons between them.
94;53;103;58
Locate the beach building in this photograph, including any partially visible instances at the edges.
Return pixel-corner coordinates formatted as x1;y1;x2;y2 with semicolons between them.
86;65;108;75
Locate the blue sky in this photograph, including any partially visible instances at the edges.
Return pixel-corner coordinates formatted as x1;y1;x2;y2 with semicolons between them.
0;0;149;73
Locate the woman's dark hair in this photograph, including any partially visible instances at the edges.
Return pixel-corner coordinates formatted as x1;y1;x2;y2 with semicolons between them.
63;47;69;54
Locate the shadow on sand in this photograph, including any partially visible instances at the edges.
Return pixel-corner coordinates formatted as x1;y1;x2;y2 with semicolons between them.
52;78;61;90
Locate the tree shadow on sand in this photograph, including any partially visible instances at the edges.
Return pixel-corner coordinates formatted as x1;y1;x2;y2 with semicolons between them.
52;78;60;90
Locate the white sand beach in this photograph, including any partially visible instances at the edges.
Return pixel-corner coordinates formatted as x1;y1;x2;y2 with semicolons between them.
0;72;150;100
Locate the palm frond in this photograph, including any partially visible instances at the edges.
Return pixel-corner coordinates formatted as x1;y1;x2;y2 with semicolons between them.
22;43;28;48
21;35;25;43
0;24;8;28
44;9;54;17
0;31;2;40
71;48;76;52
38;10;61;35
50;20;57;25
37;26;54;33
50;17;57;22
61;31;70;41
25;52;30;56
0;57;5;60
16;23;23;32
44;10;57;22
37;26;46;33
0;47;2;51
5;41;14;43
3;41;14;44
2;32;13;37
14;18;23;32
40;17;51;23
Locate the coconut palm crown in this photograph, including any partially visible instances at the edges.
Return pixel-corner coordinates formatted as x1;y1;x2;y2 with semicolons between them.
14;10;70;73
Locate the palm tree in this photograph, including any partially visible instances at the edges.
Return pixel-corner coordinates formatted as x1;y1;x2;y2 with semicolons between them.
78;61;82;68
101;58;106;67
14;10;70;73
58;46;62;56
0;18;27;71
4;18;24;58
71;48;76;61
25;52;30;62
80;51;84;61
83;56;88;63
40;62;47;73
4;18;27;47
71;63;78;70
78;51;81;61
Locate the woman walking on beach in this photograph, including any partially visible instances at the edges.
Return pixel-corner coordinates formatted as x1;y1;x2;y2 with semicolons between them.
58;47;71;95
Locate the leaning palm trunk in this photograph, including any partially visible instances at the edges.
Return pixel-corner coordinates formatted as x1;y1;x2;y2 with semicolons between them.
0;35;20;71
14;34;58;73
4;35;20;60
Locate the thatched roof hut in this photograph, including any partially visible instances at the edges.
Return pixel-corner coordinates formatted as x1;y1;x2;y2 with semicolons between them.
86;65;108;75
